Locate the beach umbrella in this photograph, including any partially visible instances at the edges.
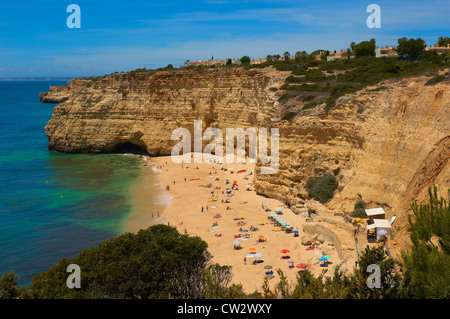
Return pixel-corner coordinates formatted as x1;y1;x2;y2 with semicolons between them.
264;265;272;269
293;230;299;234
263;203;270;206
378;229;388;236
254;253;263;259
296;264;307;269
323;255;332;259
249;247;256;251
319;257;327;262
275;207;283;211
233;241;241;245
281;249;290;254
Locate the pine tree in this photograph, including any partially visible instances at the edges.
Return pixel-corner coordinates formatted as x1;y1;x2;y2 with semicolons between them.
402;186;450;298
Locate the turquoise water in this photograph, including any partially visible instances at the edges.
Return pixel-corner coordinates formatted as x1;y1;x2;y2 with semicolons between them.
0;81;146;286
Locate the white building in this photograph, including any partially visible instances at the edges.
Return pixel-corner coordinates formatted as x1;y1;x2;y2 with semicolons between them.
367;218;393;240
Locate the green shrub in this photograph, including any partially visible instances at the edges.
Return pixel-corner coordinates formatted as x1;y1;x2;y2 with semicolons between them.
283;83;322;92
332;167;341;176
302;101;318;110
302;95;315;102
278;93;293;102
369;86;388;92
305;174;338;203
286;75;306;83
424;75;446;86
351;199;367;218
281;111;298;121
26;225;216;299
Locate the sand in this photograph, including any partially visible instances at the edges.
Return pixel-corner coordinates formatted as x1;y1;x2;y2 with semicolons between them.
131;153;341;293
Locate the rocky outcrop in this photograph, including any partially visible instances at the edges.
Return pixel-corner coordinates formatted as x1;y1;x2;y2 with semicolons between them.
40;86;70;103
44;68;276;154
39;78;92;103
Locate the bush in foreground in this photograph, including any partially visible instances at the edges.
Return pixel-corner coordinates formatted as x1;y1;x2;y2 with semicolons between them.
26;225;237;299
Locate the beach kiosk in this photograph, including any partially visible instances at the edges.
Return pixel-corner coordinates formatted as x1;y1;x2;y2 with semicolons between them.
365;207;386;224
367;219;393;240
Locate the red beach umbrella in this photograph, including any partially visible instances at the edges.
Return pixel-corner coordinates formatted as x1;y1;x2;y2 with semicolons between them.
296;264;307;269
281;249;290;254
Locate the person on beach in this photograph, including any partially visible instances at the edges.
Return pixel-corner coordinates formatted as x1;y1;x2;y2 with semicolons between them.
244;257;246;265
201;206;204;212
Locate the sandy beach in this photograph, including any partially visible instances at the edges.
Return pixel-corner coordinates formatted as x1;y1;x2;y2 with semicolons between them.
131;153;342;293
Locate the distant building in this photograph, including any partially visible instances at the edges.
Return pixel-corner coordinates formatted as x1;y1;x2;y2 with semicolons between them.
312;51;324;61
425;43;450;55
327;49;349;61
375;45;399;58
187;61;203;67
187;57;244;67
250;58;267;65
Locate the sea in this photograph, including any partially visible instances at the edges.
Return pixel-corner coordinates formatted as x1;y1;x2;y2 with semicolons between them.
0;81;168;286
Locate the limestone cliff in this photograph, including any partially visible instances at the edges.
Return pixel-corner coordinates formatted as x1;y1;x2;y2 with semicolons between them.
43;68;449;253
253;75;449;252
44;68;275;154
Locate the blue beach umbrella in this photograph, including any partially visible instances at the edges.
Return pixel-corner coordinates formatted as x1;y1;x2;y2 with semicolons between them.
319;258;327;262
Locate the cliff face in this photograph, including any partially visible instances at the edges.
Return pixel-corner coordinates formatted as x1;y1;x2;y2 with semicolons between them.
43;68;449;251
253;76;449;250
44;68;275;155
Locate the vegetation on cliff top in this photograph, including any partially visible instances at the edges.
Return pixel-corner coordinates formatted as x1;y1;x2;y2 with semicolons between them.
248;37;448;120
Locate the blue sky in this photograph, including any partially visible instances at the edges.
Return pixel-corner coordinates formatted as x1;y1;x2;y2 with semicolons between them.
0;0;448;78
